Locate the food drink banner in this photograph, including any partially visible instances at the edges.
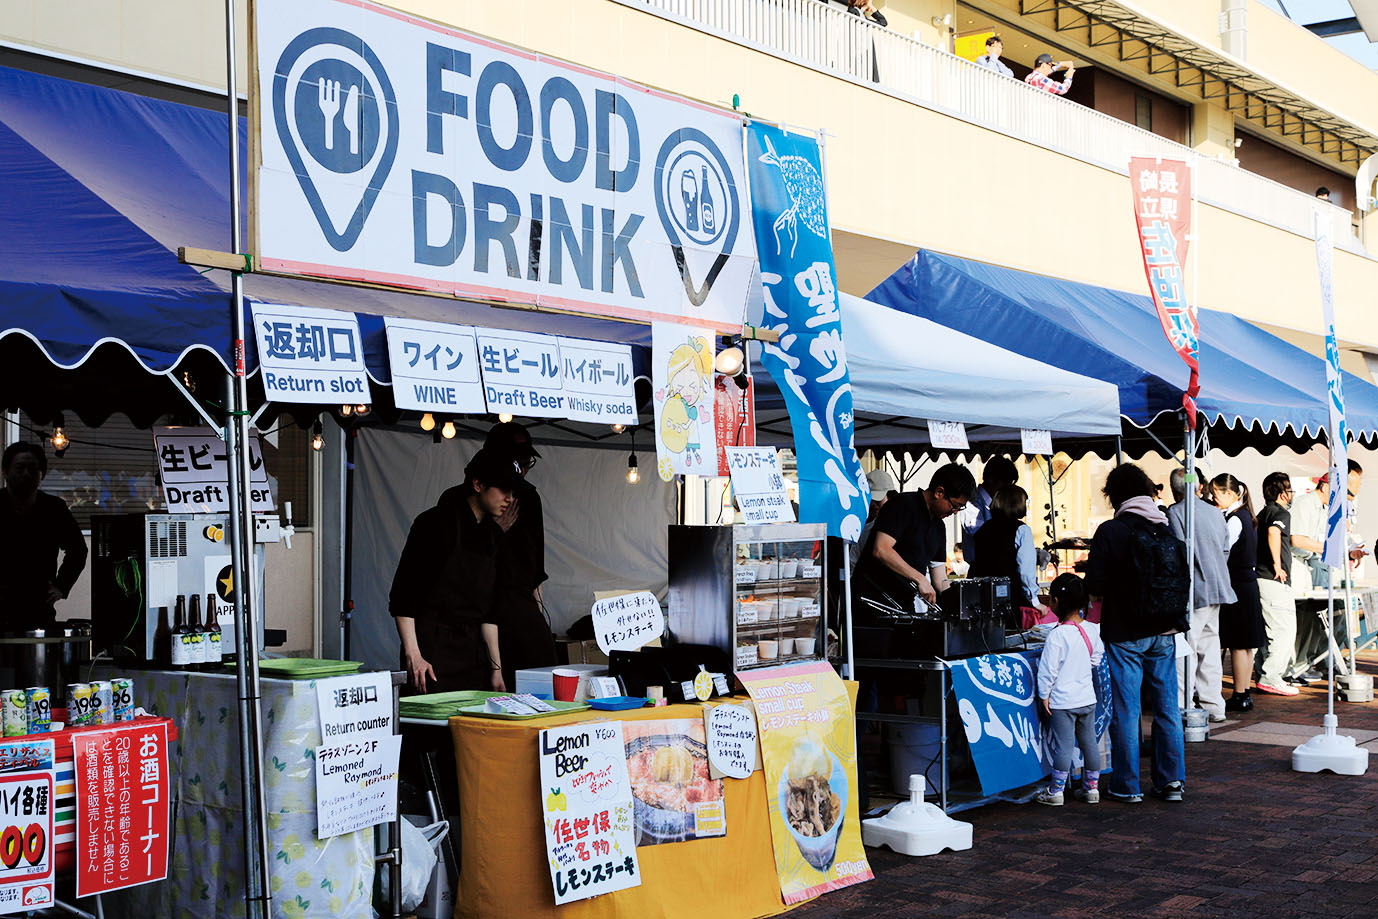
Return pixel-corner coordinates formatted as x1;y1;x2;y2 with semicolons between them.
651;323;718;479
737;662;871;905
73;723;169;898
1315;212;1349;569
254;0;759;330
1128;156;1198;424
747;123;869;540
0;738;54;913
538;722;640;904
948;651;1111;795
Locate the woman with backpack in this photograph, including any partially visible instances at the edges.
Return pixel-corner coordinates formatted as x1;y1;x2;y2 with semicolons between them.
1083;464;1189;804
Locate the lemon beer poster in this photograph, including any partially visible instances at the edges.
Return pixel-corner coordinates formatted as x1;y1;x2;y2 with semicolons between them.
739;662;872;904
538;722;641;904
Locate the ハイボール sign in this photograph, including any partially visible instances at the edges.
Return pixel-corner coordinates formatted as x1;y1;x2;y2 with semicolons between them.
253;0;759;331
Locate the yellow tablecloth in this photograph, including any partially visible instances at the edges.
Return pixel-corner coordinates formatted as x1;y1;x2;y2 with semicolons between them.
450;703;790;919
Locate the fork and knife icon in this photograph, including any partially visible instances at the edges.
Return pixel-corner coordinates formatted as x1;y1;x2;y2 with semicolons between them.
317;76;360;155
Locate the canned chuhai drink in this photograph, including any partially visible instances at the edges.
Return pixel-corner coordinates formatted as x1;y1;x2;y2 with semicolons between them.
24;688;50;733
111;678;134;723
66;682;93;727
89;680;114;725
2;689;27;736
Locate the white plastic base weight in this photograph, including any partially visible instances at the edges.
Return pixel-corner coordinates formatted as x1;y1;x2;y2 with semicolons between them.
862;774;972;857
1292;714;1370;776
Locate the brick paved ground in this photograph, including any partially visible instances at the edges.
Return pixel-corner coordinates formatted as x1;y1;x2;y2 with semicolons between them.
792;655;1378;918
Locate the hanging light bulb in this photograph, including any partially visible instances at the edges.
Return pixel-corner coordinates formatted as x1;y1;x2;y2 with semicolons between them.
498;413;514;424
311;421;325;452
339;404;353;417
420;413;436;432
50;413;69;457
355;404;371;416
611;423;626;434
626;452;640;485
442;420;457;439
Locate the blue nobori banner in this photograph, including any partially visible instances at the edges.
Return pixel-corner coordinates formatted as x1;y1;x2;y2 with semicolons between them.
1315;213;1349;569
746;123;868;540
253;0;758;331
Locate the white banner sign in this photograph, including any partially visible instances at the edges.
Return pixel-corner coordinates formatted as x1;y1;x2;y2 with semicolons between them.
478;329;566;419
315;734;401;839
1020;428;1053;456
251;302;371;405
383;318;485;414
315;672;393;743
254;0;758;330
725;446;794;524
651;323;717;479
590;591;665;654
1316;212;1349;569
557;337;637;424
927;419;970;451
539;722;640;904
153;427;275;513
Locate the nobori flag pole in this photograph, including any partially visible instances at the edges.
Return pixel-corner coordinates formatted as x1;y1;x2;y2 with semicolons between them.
223;1;274;914
1293;210;1368;777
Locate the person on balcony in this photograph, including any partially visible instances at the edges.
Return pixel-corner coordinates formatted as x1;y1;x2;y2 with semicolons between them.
974;35;1014;77
1025;53;1075;95
840;0;886;27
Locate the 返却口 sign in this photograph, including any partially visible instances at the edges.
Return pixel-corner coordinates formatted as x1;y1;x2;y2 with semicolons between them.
253;0;760;331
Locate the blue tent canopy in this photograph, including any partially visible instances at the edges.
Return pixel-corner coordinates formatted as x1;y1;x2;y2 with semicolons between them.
868;250;1378;447
0;65;651;421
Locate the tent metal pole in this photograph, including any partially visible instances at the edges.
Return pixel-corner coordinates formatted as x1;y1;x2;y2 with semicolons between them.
341;427;355;661
842;541;854;680
1115;435;1122;466
223;0;272;915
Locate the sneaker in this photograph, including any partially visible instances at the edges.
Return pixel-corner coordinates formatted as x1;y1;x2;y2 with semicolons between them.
1256;682;1299;696
1074;787;1100;804
1208;711;1227;723
1106;790;1143;804
1150;782;1185;802
1286;673;1312;686
1035;789;1064;806
1225;693;1254;712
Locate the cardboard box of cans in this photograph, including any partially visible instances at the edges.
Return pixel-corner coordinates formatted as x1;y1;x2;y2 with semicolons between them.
1;679;136;736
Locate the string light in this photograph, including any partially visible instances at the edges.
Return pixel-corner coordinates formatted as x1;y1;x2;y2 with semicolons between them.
442;420;457;439
626;452;640;485
50;413;69;457
611;424;626;434
498;413;514;424
339;404;353;417
311;421;325;451
420;413;436;432
354;404;371;416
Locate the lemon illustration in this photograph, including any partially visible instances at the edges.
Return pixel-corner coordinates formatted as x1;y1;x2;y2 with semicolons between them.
658;457;675;482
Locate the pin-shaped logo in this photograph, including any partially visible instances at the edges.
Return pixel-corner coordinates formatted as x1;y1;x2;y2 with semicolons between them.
273;28;399;251
653;128;740;307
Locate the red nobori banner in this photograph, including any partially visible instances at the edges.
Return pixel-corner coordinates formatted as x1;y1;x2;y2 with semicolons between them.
73;723;170;898
715;374;756;477
1128;156;1199;423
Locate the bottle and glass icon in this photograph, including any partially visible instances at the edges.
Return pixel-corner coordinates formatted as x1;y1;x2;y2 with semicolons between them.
679;164;716;237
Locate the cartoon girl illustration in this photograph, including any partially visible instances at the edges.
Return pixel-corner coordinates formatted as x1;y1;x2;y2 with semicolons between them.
658;337;713;466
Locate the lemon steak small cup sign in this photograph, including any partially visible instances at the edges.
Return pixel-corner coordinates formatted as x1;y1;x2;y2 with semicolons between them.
726;447;794;524
538;722;640;904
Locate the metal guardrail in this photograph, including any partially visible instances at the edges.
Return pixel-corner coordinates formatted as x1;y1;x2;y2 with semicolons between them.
616;0;1364;255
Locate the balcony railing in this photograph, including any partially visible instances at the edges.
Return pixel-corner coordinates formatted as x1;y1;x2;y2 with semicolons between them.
615;0;1363;256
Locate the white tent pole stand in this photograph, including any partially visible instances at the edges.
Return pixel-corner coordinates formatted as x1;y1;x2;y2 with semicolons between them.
1292;579;1369;775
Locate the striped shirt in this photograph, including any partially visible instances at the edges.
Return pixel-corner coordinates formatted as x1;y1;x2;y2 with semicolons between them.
1024;71;1073;95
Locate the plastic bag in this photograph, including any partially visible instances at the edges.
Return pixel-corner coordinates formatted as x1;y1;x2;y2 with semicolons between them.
379;819;449;911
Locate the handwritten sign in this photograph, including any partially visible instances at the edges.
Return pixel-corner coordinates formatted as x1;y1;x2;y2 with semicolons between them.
706;704;758;779
251;302;371;405
726;447;794;524
1021;429;1053;456
316;672;393;743
383;318;485;414
591;592;665;654
539;722;640;904
315;734;401;839
927;420;969;451
153;426;274;513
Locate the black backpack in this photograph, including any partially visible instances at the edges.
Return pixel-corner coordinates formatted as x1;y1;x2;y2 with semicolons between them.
1122;515;1190;634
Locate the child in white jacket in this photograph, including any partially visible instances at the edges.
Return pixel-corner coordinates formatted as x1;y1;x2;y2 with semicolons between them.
1036;573;1104;805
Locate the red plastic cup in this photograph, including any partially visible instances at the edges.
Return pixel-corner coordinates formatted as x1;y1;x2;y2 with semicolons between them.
552;669;581;702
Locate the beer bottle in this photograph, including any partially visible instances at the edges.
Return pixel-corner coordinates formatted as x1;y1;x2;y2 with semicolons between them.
187;593;206;671
700;165;715;234
156;605;173;666
204;594;223;668
170;595;190;670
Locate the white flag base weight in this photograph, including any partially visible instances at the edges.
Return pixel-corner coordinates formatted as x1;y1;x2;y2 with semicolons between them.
1291;714;1369;775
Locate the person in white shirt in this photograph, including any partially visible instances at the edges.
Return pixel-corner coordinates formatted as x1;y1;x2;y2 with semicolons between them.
1036;574;1104;806
974;35;1015;78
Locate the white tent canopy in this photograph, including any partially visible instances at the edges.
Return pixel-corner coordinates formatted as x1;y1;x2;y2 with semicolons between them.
753;293;1123;448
